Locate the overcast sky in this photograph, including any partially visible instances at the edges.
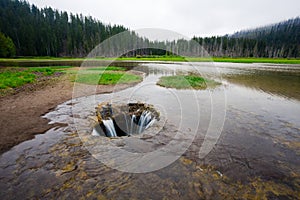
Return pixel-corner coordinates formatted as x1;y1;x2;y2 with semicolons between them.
28;0;300;38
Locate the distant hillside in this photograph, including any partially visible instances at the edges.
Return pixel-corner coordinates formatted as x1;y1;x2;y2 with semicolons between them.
193;17;300;58
232;17;300;40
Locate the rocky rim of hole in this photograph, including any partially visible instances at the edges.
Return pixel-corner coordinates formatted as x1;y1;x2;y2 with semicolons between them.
96;102;160;137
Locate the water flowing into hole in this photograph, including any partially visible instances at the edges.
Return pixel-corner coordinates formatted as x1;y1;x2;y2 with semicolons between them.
95;102;160;137
138;111;156;133
102;118;117;137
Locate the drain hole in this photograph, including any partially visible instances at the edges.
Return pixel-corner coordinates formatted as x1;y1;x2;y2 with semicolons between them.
95;102;160;137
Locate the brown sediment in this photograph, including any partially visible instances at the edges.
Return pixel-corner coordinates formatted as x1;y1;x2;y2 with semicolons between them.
0;69;143;154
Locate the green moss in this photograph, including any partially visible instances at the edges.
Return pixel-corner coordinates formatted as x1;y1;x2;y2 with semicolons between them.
157;75;220;90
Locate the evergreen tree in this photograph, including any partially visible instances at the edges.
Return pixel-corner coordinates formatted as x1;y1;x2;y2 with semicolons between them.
0;32;16;57
0;0;299;58
0;0;128;57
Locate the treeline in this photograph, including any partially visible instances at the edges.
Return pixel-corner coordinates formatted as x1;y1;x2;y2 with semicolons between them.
0;0;299;58
0;0;128;57
193;17;300;58
0;0;187;58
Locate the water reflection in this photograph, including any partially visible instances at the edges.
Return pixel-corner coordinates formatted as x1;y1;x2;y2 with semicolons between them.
138;62;300;101
0;62;299;199
224;70;300;101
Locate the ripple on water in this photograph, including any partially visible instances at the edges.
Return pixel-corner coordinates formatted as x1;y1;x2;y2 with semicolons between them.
0;63;300;199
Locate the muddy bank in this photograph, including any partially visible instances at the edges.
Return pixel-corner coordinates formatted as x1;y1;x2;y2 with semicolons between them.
0;72;142;154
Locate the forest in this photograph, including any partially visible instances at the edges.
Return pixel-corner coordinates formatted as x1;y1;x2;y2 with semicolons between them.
0;0;128;57
0;0;299;58
193;17;300;58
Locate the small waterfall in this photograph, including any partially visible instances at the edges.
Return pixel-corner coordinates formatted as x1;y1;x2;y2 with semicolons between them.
145;118;156;129
123;113;129;134
103;118;117;137
101;112;155;137
138;111;154;134
96;103;159;137
130;115;136;135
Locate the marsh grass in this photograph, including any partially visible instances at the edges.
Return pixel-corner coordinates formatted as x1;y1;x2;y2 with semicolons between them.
0;64;139;96
86;66;126;71
0;70;35;89
75;72;142;85
118;56;300;64
0;67;61;89
157;74;220;90
210;57;300;64
1;57;300;64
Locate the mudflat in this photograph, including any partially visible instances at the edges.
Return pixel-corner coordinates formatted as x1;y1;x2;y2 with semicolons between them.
0;72;138;154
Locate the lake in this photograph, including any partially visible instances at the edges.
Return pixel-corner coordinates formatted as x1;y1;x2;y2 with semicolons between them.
0;62;299;199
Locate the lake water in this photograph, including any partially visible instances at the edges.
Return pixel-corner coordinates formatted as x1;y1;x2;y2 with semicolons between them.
0;62;299;199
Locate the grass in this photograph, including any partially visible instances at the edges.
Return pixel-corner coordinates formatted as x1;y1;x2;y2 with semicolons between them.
211;57;300;64
157;74;220;90
76;72;142;85
46;66;74;69
26;67;56;76
0;66;75;91
70;66;139;85
1;56;300;64
117;56;300;64
86;66;126;71
0;65;141;94
116;56;188;62
0;67;59;89
0;70;35;89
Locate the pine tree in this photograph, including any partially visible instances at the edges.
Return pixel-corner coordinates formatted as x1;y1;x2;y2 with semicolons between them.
0;32;16;57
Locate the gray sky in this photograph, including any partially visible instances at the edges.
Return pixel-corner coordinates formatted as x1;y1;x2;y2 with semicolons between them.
28;0;300;38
